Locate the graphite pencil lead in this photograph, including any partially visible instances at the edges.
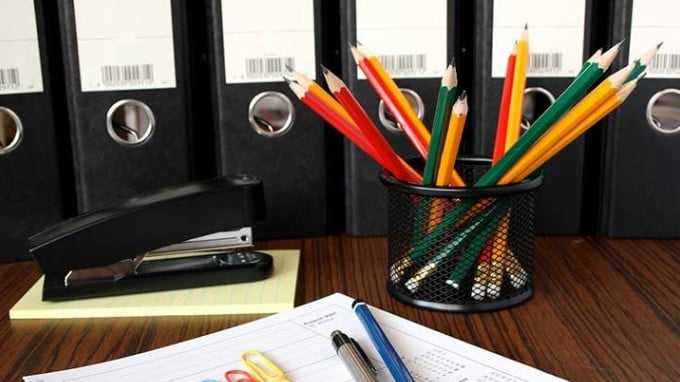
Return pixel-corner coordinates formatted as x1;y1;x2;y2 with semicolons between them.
449;56;456;67
657;41;664;49
285;64;294;72
459;90;467;100
319;64;330;75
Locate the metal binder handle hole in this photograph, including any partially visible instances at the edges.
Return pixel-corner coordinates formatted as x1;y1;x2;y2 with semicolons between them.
0;107;23;155
521;87;556;131
248;91;295;138
647;89;680;135
378;88;425;134
106;99;155;146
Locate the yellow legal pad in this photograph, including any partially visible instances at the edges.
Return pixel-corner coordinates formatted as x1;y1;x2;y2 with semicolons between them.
10;250;300;319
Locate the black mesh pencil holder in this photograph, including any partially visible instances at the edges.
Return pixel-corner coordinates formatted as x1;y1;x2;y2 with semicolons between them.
380;157;543;312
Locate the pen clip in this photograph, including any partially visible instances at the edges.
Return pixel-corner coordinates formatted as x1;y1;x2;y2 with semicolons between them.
351;338;378;375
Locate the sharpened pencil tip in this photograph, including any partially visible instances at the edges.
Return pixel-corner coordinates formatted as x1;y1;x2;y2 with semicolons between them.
657;41;664;49
615;38;626;47
285;64;294;72
449;56;456;67
282;76;294;85
638;72;648;81
459;90;467;100
524;22;528;29
319;64;330;75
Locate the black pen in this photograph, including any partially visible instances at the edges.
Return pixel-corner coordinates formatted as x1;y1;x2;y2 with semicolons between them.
331;330;378;382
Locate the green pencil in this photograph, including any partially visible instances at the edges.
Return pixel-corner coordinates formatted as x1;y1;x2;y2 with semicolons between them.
423;58;458;185
403;200;506;292
446;204;510;289
627;41;663;82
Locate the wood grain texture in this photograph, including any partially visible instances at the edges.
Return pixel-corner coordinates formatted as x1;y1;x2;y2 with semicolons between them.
1;236;679;381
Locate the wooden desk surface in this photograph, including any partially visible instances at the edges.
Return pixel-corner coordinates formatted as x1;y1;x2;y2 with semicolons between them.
1;236;678;381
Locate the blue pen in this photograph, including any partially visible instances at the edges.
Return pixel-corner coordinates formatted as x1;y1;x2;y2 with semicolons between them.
352;299;415;382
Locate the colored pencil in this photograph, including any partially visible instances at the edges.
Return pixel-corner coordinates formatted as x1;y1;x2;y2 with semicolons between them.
493;42;518;163
288;80;421;183
423;59;458;184
498;63;635;184
627;42;663;81
505;26;529;152
435;92;468;186
322;67;422;183
287;67;355;126
350;45;430;159
513;75;641;182
473;40;623;188
357;43;430;149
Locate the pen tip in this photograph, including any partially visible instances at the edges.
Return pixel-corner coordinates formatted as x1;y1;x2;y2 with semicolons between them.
351;299;365;309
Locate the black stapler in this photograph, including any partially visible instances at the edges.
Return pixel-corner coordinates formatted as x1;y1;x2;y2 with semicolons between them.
30;176;272;301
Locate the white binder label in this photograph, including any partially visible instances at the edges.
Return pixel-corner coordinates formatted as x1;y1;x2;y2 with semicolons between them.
630;0;680;79
492;0;586;78
0;0;43;95
222;0;316;84
356;0;447;79
74;0;176;92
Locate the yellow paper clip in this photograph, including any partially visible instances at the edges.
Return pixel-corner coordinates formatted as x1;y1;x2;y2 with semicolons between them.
240;350;290;382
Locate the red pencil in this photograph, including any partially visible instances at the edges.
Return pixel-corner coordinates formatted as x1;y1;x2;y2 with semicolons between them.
322;67;421;183
287;80;420;183
492;43;518;164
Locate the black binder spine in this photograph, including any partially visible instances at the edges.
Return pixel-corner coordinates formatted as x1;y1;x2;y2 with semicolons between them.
203;0;336;238
57;0;193;213
0;0;70;262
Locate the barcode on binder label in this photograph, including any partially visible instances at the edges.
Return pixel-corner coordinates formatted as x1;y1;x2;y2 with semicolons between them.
0;68;20;89
492;0;586;77
222;0;316;84
101;64;154;86
528;53;563;74
0;0;43;94
244;57;295;79
648;53;680;75
377;54;427;76
356;0;447;79
74;0;176;91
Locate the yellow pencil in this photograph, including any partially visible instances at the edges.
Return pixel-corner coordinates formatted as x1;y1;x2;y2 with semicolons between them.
505;25;529;151
435;92;468;186
513;76;640;181
498;62;635;184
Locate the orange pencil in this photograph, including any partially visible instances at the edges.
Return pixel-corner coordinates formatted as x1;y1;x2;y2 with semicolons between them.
287;67;354;126
350;45;430;158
